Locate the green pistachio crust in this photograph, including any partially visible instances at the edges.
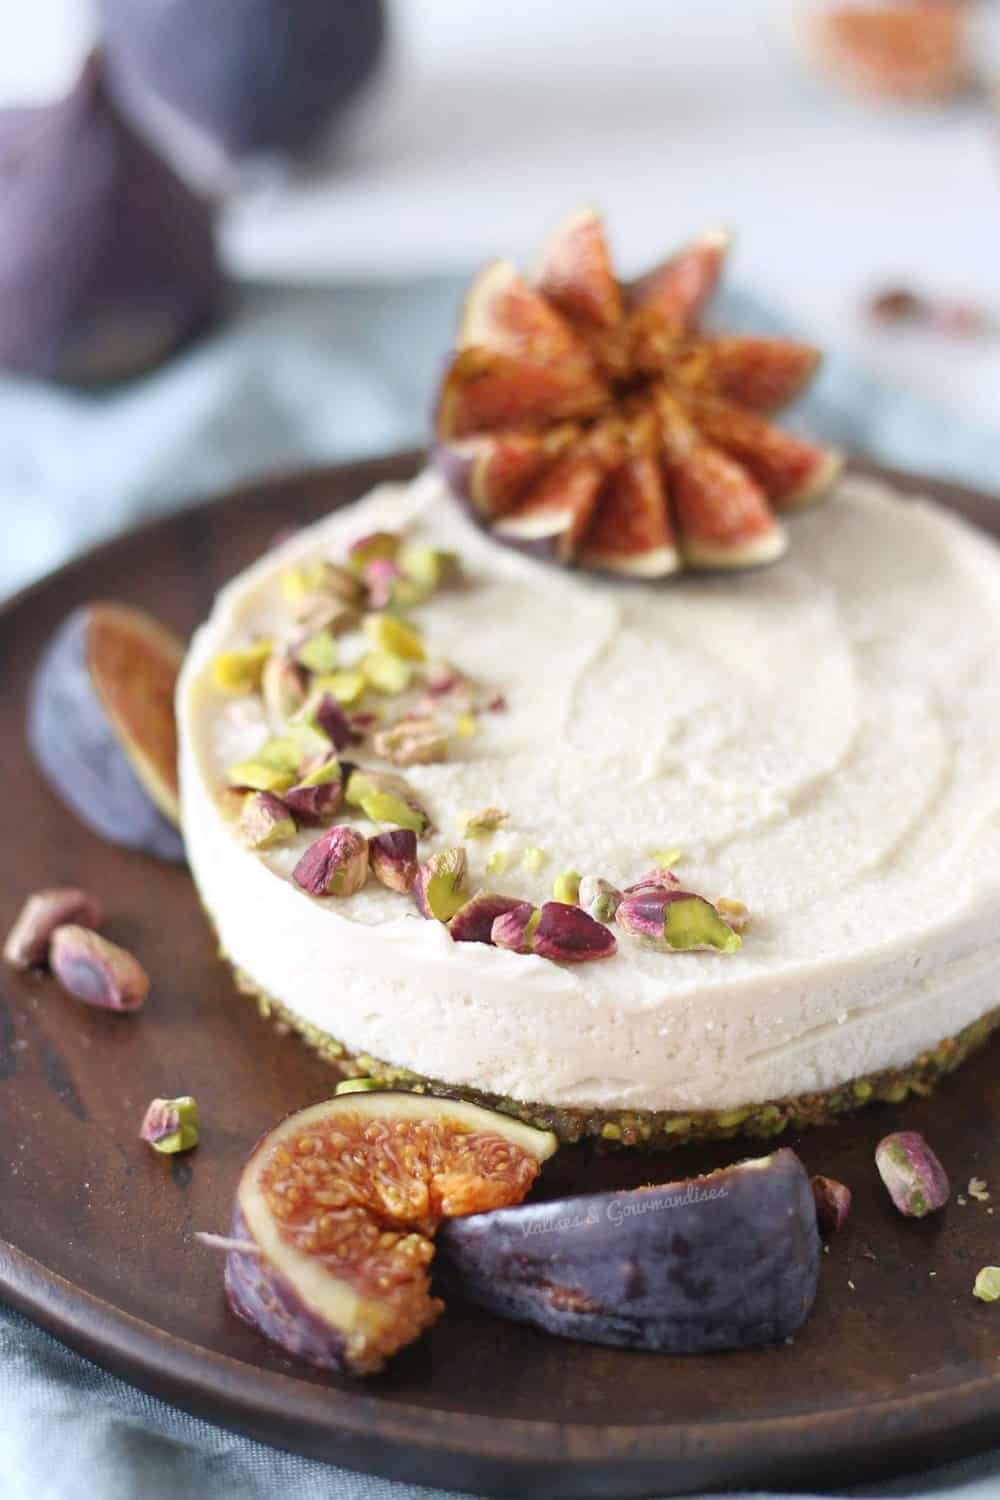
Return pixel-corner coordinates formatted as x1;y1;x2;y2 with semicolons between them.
229;963;1000;1148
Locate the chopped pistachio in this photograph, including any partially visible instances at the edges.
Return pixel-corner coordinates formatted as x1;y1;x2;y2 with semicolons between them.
399;546;461;590
256;726;328;772
969;1177;991;1203
360;650;413;696
412;847;468;922
373;718;449;767
717;897;751;934
293;826;369;897
463;807;510;837
50;927;149;1012
521;845;548;873
485;848;510;876
578;876;622;924
552;870;581;905
281;559;362;607
240;791;296;849
313;669;367;707
363;612;426;663
617;890;742;953
261;653;309;719
649;846;683;867
4;888;102;971
335;1077;383;1095
226;761;295;794
875;1131;950;1218
211;641;272;695
345;768;430;834
295;629;339;675
348;530;401;571
454;712;479;738
974;1267;1000;1302
140;1095;199;1154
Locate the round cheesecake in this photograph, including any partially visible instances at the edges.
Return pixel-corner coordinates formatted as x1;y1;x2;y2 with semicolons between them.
178;469;1000;1144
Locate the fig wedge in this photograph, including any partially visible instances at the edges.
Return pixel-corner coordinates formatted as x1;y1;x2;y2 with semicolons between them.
438;1148;820;1353
223;1092;557;1375
28;603;186;863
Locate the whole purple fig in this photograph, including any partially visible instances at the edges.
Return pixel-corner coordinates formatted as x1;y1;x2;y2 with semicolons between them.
98;0;388;162
0;53;223;383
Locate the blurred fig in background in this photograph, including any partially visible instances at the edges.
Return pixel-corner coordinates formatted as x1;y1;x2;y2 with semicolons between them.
0;53;223;384
97;0;388;163
800;2;971;104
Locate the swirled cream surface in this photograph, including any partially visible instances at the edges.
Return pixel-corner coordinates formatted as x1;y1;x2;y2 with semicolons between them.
178;471;1000;1111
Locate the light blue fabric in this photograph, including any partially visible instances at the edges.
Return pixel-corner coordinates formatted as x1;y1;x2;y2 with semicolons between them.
2;276;999;1499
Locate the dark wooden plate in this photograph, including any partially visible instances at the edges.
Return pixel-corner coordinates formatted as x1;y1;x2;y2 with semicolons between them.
2;451;1000;1499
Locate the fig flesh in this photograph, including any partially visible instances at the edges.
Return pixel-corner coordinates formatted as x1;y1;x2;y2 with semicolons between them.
0;54;223;383
438;1148;820;1353
223;1092;557;1375
98;0;388;163
28;603;186;863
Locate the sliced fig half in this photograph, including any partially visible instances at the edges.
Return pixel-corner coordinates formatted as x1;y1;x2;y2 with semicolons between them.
692;396;843;511
439;1147;820;1353
28;603;186;862
223;1092;557;1375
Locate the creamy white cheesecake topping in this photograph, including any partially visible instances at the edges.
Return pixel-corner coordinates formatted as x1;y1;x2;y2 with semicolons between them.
179;471;1000;1112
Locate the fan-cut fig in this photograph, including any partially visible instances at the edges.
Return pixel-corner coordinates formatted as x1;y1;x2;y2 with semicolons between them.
98;0;387;163
434;210;837;576
439;1148;820;1353
0;54;222;383
222;1092;557;1375
28;603;185;863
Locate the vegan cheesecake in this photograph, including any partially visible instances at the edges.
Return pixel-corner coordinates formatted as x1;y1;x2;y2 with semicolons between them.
178;468;1000;1145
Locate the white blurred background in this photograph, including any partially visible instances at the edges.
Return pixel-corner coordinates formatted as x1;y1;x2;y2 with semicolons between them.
2;0;998;426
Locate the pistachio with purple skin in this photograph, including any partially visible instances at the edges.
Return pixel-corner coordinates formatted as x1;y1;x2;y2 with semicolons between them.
261;653;309;720
369;829;419;892
491;903;539;953
49;925;150;1011
533;902;617;963
284;757;343;826
293;827;369;898
140;1095;199;1154
449;891;525;945
617;889;741;954
577;876;622;925
412;847;468;922
240;791;296;849
717;897;751;934
811;1175;852;1237
348;530;400;570
4;887;103;970
875;1131;950;1218
310;694;358;751
363;557;404;609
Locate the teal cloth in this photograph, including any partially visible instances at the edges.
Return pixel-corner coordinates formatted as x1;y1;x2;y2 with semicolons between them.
2;277;999;1500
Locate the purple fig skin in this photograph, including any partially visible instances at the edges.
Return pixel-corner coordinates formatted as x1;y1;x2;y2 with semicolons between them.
224;1205;352;1372
449;892;525;945
0;53;223;384
438;1148;820;1354
28;608;186;864
98;0;387;162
